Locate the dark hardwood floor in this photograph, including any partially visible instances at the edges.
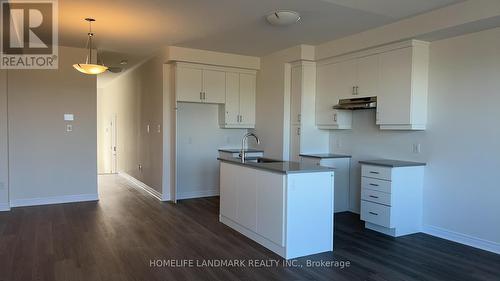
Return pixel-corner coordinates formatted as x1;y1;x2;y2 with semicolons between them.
0;175;499;281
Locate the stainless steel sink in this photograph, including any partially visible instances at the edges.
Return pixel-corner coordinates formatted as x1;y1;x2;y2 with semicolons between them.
244;157;283;163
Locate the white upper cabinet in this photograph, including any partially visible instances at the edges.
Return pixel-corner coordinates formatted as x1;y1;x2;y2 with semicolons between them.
176;64;226;104
377;43;429;130
315;40;429;131
219;72;257;128
176;66;203;103
202;69;226;103
316;62;353;130
175;62;257;129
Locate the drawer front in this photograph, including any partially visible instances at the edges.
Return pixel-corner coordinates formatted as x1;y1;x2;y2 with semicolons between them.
362;165;392;181
362;177;391;193
360;200;392;228
361;188;391;206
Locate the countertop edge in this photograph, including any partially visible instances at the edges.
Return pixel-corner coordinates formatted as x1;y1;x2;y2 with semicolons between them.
300;153;352;159
359;160;427;167
218;158;335;175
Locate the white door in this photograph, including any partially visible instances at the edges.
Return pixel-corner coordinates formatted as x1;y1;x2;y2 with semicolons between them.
176;66;203;103
333;59;357;99
238;73;256;126
290;66;302;125
202;69;226;103
224;72;240;125
289;124;301;162
315;63;335;126
378;47;413;125
356;54;379;97
102;114;117;174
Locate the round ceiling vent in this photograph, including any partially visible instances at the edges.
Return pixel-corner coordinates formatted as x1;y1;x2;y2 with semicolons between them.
266;10;301;26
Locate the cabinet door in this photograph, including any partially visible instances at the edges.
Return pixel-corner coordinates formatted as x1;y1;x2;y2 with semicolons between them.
238;73;256;126
256;171;285;246
321;158;350;213
224;72;240;125
332;59;356;99
219;163;238;221
289;124;301;162
378;48;412;125
176;66;203;102
315;64;336;126
202;69;226;104
236;166;257;231
356;54;379;97
290;66;302;125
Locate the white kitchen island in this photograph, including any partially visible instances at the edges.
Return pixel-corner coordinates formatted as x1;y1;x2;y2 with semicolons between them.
218;157;335;259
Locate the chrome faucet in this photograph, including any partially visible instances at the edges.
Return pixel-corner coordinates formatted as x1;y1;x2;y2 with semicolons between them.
241;133;261;163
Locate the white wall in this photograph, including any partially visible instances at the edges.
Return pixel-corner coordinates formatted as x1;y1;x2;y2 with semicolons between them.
331;27;500;249
6;46;97;204
176;103;248;199
0;70;8;210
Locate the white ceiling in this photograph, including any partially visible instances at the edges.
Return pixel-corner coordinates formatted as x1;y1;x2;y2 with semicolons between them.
60;0;463;57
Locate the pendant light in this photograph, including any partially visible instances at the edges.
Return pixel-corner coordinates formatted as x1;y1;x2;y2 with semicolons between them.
73;18;108;75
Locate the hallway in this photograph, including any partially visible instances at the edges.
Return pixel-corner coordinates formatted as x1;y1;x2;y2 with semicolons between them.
0;175;498;281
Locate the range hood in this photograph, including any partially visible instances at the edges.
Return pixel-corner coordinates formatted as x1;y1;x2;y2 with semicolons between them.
333;96;377;110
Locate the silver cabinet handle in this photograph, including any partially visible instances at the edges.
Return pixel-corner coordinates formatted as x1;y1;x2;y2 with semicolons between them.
297;127;301;135
352;86;355;95
333;113;337;122
355;86;359;95
369;171;380;174
298;114;301;122
369;183;379;187
369;195;379;199
203;92;206;100
200;92;203;100
240;115;243;123
369;212;378;216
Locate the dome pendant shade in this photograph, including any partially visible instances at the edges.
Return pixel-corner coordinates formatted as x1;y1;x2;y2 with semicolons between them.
73;63;108;74
73;18;108;75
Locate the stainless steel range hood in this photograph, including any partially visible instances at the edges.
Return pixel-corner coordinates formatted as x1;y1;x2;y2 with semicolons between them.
333;96;377;110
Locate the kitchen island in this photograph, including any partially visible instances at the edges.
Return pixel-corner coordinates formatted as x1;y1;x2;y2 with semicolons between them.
218;156;335;259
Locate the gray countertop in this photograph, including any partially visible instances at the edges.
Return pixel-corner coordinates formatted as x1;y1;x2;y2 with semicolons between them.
218;148;264;153
218;157;334;174
359;159;426;167
300;153;352;159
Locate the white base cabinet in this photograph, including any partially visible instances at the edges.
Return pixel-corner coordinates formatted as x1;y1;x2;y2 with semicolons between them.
300;156;351;213
360;163;424;237
219;162;334;259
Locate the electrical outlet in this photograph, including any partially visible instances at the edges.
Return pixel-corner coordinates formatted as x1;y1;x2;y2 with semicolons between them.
412;143;421;154
66;124;73;132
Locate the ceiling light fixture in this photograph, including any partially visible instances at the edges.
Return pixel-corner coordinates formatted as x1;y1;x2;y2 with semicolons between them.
266;10;301;26
73;18;108;75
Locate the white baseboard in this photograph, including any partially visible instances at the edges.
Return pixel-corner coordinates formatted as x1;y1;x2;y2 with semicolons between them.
119;172;163;201
177;189;219;200
10;193;99;208
423;225;500;255
0;203;10;211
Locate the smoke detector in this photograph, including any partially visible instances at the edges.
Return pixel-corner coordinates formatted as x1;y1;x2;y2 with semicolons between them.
266;10;301;26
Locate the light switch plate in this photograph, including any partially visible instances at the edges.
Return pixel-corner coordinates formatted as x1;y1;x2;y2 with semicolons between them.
64;114;74;121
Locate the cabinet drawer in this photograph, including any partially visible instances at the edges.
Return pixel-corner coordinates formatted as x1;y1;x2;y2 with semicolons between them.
361;188;391;206
360;200;393;228
362;177;391;193
362;165;392;181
